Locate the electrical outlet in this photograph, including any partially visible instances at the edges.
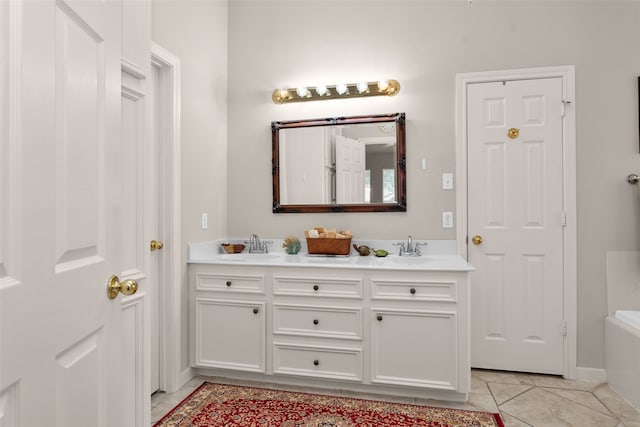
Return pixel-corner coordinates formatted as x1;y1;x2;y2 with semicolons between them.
201;213;208;230
442;173;454;190
442;211;454;228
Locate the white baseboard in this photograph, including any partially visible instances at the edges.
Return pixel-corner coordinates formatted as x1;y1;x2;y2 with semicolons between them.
576;367;606;383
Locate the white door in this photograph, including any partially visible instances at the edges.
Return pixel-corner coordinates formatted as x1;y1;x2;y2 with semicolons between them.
1;1;148;425
335;135;365;204
467;78;565;374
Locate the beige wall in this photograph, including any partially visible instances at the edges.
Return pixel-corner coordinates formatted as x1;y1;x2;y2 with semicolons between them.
152;0;229;376
226;1;640;370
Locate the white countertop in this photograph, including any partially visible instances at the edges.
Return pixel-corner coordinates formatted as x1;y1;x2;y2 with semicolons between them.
188;240;474;272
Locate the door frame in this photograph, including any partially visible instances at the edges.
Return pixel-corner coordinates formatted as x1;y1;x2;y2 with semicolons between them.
150;42;187;393
455;66;577;380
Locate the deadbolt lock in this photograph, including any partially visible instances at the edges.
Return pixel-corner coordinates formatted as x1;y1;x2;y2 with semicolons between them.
507;128;520;139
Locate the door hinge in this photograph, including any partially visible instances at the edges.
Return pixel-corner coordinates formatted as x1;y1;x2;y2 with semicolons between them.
561;211;567;227
563;321;568;336
561;100;571;117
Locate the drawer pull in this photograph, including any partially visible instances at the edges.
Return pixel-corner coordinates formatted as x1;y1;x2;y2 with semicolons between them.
313;319;319;325
313;359;319;366
226;281;232;287
253;308;259;314
410;288;416;294
313;284;319;291
377;315;383;321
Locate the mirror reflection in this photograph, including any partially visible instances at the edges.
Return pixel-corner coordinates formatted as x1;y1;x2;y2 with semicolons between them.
272;113;406;213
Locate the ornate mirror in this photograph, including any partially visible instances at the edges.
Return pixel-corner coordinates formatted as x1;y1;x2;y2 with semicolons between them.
272;113;406;213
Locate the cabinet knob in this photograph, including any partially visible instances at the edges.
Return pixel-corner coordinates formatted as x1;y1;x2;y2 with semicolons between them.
313;319;319;325
313;360;319;366
377;315;383;321
313;284;319;291
410;288;416;294
253;308;259;314
226;281;232;287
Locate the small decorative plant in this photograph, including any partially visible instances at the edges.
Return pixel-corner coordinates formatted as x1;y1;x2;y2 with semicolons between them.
283;236;301;255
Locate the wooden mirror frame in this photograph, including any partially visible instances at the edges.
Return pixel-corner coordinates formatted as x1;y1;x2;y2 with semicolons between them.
272;112;406;213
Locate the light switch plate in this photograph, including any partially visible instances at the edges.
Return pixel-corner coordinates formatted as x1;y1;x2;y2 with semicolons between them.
442;173;454;190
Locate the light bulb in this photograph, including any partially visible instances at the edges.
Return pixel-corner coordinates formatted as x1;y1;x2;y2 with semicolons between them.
377;80;390;92
296;87;311;98
316;85;329;96
357;82;369;94
336;84;349;95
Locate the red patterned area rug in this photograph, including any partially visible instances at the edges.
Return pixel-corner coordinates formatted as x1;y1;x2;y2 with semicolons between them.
153;382;504;427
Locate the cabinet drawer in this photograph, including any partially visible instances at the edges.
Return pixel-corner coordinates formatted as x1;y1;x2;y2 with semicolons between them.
273;343;362;381
273;304;362;340
371;278;457;302
273;275;361;298
195;272;265;294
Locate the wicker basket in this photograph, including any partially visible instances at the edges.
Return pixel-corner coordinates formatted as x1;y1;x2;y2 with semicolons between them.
306;238;352;256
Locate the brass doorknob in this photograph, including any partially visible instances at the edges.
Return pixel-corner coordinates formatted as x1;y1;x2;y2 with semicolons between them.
107;275;138;300
150;240;164;251
472;235;483;245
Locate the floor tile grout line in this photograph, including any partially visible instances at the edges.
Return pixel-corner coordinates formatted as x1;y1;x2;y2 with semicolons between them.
591;386;640;424
542;387;621;420
492;385;534;407
500;408;535;427
537;387;621;423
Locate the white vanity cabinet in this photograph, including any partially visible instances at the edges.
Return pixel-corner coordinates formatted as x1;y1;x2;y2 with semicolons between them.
369;272;468;392
190;267;267;372
189;256;472;402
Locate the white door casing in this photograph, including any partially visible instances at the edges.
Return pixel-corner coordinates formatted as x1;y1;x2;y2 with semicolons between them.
148;52;161;394
150;42;185;394
1;0;151;425
456;66;577;378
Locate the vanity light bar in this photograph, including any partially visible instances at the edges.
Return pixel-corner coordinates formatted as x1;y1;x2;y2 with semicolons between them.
272;79;400;104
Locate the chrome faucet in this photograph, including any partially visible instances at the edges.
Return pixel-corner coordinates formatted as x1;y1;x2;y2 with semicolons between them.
393;235;427;256
246;234;272;254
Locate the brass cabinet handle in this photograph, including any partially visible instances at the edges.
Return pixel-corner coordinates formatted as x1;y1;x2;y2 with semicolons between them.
507;128;520;139
472;235;483;245
107;275;138;300
150;240;164;251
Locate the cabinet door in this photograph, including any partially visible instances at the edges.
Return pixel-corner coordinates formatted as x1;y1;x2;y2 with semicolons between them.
371;309;457;390
194;299;265;372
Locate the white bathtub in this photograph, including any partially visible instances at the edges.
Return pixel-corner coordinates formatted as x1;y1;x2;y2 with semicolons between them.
605;310;640;411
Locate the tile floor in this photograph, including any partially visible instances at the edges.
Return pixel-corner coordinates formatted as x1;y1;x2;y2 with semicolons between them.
151;370;640;426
